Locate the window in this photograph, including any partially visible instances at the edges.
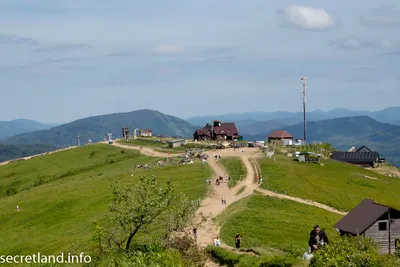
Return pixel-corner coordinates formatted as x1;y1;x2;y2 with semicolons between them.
379;221;387;231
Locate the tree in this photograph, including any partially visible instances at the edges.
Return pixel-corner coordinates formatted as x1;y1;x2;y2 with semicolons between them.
108;175;175;252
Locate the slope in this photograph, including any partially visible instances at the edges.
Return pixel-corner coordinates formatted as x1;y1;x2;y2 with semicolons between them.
0;144;212;255
2;109;196;147
0;119;54;140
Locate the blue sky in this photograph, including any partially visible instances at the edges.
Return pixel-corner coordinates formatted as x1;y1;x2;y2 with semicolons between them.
0;1;399;123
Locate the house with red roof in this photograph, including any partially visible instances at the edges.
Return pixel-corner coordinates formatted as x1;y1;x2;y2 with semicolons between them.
267;130;293;145
140;129;153;137
193;120;242;141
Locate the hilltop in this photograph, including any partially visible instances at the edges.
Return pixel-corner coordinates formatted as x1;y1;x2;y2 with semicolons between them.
243;116;400;167
187;106;400;126
0;119;56;140
2;109;196;147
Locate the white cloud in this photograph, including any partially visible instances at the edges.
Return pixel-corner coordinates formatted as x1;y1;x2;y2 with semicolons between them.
152;45;185;54
279;6;334;30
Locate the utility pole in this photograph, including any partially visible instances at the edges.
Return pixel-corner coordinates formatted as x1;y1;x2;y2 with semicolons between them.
76;135;81;147
301;77;307;146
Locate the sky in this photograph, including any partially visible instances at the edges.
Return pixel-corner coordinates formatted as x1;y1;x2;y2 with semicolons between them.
0;1;399;123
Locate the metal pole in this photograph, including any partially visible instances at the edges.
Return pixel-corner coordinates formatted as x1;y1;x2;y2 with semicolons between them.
301;77;307;146
76;135;81;147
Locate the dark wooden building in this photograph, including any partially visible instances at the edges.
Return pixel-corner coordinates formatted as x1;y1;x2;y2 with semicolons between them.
334;199;400;254
193;120;242;141
267;130;293;145
331;146;381;167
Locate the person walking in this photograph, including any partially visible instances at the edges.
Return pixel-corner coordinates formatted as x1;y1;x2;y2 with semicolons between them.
309;225;329;252
193;227;198;242
234;233;241;249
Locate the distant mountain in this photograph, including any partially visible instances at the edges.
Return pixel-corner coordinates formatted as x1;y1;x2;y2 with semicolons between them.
0;144;57;162
236;120;287;137
2;109;196;147
187;106;400;126
247;116;399;167
0;119;55;140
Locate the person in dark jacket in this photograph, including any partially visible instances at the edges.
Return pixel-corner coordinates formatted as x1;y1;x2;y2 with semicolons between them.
309;225;329;252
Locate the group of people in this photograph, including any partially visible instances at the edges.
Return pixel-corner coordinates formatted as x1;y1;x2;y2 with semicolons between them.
221;197;227;205
303;225;329;260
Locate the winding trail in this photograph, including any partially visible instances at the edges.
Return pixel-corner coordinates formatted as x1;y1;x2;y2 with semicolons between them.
108;141;347;250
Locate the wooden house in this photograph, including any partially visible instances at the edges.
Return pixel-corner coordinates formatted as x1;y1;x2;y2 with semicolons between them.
193;120;242;141
267;130;293;145
331;145;381;167
168;139;186;148
334;199;400;254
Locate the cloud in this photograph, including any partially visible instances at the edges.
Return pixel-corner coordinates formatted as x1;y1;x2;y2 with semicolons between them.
277;6;334;30
360;5;400;28
31;43;92;53
0;34;39;45
329;37;395;50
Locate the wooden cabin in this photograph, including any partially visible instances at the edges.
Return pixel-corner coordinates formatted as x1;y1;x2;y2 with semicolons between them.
334;199;400;254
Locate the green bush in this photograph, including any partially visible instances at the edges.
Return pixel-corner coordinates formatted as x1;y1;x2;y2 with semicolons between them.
5;186;17;196
206;246;298;267
310;236;400;267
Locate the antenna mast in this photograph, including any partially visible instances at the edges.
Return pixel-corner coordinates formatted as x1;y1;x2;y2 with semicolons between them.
76;135;81;147
301;77;307;146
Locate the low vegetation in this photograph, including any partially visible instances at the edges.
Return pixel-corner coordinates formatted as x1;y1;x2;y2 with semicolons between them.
217;194;342;255
259;155;400;211
219;157;247;188
310;236;400;267
0;144;212;255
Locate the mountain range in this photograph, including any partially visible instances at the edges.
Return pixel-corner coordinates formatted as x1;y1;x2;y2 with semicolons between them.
187;106;400;127
0;119;57;140
0;108;399;167
1;109;195;147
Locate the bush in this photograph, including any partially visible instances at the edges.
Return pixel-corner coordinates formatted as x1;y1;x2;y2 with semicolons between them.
310;236;400;267
206;246;297;267
165;234;207;267
5;187;17;196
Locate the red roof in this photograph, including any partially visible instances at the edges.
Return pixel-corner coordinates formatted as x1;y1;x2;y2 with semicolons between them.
268;130;293;139
142;129;152;133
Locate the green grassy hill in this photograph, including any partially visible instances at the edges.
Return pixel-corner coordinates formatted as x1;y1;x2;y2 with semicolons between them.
259;155;400;211
217;194;341;253
2;109;196;147
0;144;212;255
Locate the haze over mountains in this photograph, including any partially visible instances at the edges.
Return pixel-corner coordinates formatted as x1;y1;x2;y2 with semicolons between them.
0;119;58;140
187;106;400;126
0;106;399;166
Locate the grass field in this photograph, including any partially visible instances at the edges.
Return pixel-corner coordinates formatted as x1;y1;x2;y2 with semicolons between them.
0;144;212;255
219;157;247;188
259;155;400;211
217;194;342;254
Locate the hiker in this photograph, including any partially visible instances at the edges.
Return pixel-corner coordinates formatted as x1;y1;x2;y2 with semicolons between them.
16;205;20;212
234;233;241;249
193;227;198;241
221;197;224;205
309;225;329;252
302;247;314;260
214;236;221;246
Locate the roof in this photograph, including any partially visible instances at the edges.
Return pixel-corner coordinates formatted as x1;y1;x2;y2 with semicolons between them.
356;145;373;153
142;129;152;133
334;199;399;235
268;130;293;139
331;151;380;163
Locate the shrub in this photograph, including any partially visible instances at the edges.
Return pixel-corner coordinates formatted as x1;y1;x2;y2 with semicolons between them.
165;234;207;267
89;151;96;157
5;187;17;196
310;236;400;267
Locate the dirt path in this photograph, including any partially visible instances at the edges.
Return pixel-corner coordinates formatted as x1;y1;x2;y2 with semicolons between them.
0;146;77;166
